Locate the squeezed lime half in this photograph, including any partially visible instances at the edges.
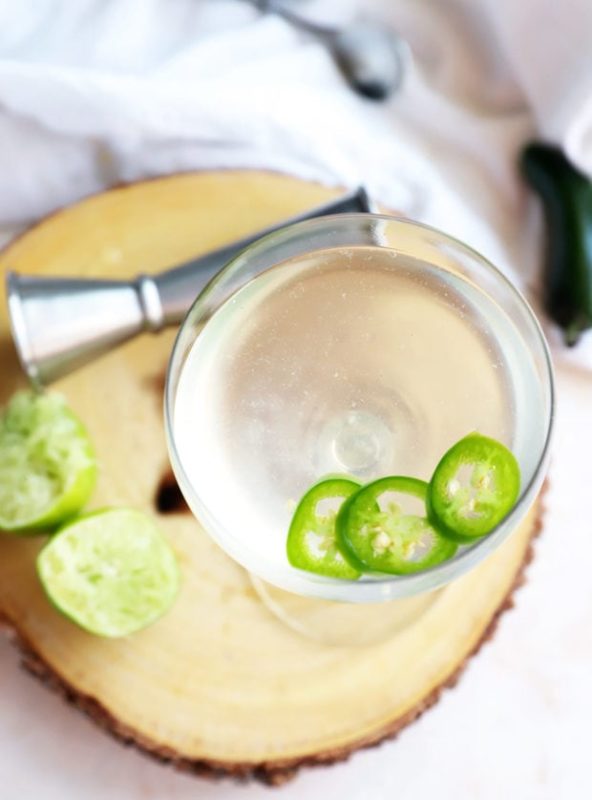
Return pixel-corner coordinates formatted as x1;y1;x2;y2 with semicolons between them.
0;391;97;533
37;509;180;637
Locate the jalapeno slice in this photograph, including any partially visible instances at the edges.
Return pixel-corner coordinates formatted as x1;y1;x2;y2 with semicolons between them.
287;478;361;579
428;433;521;542
336;476;457;575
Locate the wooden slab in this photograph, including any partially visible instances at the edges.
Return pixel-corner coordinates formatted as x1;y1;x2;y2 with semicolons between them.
0;171;542;785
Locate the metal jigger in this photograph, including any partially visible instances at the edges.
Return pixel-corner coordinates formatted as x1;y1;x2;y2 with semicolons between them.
6;188;372;386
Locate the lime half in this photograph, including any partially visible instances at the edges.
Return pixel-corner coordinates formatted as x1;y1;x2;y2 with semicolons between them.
0;391;97;533
37;509;180;637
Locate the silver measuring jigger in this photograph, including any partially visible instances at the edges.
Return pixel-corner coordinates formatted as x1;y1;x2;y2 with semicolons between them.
6;188;372;386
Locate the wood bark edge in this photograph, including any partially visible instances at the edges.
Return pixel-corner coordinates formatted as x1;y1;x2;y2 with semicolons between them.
0;495;544;788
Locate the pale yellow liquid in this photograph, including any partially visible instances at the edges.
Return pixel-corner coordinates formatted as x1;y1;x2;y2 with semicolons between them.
174;246;527;582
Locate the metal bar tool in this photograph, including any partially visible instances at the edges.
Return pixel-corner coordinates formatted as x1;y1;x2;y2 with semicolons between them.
5;187;372;386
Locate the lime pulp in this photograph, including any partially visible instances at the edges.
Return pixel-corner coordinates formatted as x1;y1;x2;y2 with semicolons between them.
0;391;97;533
37;508;180;637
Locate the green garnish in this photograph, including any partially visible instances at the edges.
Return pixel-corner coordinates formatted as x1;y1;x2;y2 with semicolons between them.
286;478;361;579
337;476;456;575
287;433;521;578
427;433;521;542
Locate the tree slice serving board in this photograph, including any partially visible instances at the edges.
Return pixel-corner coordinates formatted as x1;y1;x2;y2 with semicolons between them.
0;171;542;786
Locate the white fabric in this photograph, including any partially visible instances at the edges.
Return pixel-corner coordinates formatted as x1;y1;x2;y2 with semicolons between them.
0;0;591;362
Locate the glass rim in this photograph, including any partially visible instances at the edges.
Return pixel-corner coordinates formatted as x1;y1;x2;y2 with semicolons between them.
164;213;555;601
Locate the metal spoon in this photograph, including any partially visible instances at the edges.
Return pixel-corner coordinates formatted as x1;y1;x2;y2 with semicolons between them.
250;0;407;100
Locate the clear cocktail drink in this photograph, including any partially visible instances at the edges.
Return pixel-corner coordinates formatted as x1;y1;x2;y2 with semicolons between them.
166;216;553;604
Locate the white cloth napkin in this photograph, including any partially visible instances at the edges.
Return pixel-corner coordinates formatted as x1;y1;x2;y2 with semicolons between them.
0;0;591;360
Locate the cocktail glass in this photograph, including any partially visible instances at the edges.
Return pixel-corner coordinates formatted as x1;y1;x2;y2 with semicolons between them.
165;215;553;644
